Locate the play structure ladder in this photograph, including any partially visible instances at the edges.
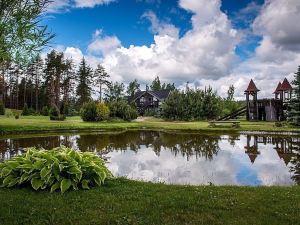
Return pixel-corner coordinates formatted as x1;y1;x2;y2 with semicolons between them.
217;106;247;121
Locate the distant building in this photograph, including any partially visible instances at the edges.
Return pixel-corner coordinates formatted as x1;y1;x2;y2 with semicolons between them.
127;90;171;115
245;78;293;121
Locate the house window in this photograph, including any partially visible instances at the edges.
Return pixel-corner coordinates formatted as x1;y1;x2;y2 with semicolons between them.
140;97;145;103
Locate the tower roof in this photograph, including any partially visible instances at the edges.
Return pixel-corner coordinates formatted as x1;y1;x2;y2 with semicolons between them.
279;78;292;91
273;82;282;94
245;79;260;93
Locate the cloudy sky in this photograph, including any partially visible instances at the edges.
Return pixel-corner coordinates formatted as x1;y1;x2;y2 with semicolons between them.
43;0;300;99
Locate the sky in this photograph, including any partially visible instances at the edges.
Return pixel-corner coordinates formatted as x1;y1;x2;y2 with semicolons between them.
43;0;300;99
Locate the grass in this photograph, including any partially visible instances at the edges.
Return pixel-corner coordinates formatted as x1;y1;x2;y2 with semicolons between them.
0;115;299;134
0;178;299;225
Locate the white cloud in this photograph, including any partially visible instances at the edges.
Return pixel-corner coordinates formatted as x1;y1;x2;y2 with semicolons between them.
74;0;116;8
46;0;116;13
88;35;121;55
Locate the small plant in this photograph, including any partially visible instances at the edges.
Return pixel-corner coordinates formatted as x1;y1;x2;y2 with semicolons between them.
0;146;112;193
96;102;110;121
49;105;65;121
14;113;20;119
5;111;12;118
0;101;5;115
21;103;30;116
41;106;49;116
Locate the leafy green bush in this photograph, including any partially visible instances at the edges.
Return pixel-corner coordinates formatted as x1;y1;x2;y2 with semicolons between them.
0;146;112;193
80;101;98;122
41;106;49;116
49;105;65;121
96;102;110;121
14;113;20;119
21;103;30;115
0;101;4;115
5;111;12;118
108;100;138;121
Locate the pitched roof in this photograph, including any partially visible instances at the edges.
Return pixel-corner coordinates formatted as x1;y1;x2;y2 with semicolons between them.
245;79;260;93
127;90;171;103
279;78;293;91
273;82;282;94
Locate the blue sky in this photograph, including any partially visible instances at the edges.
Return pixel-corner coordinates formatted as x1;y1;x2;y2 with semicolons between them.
46;0;263;58
44;0;300;99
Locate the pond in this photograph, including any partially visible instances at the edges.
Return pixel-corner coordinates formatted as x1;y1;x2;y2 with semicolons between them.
1;130;300;186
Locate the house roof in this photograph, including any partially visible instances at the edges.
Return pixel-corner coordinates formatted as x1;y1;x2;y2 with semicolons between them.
279;78;293;91
245;79;260;93
127;89;171;103
273;82;282;94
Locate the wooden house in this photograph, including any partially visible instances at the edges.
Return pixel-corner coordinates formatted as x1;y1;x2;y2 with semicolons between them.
127;90;171;115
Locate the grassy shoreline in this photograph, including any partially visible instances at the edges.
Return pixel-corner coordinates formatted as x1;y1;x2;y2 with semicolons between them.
0;178;299;225
1;116;300;135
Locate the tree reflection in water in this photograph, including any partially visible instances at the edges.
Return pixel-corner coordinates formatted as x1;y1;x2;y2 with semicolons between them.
1;131;300;185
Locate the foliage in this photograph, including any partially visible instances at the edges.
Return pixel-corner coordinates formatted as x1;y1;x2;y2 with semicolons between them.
108;100;138;121
49;105;65;121
93;64;110;102
0;146;112;193
161;88;223;121
127;79;140;96
150;76;176;91
41;106;49;116
96;102;110;121
0;101;4;115
21;103;30;116
14;113;20;120
0;0;54;65
104;82;125;102
144;108;159;117
288;66;300;126
76;58;93;107
80;102;98;122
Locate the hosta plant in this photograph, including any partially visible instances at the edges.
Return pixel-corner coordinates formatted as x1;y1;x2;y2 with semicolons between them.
0;146;112;193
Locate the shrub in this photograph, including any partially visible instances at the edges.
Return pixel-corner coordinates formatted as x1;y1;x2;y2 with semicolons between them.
144;108;159;117
5;111;12;118
80;101;98;122
21;103;30;116
14;113;20;119
49;105;66;121
0;146;112;193
108;100;138;121
0;101;4;115
41;106;49;116
96;102;110;121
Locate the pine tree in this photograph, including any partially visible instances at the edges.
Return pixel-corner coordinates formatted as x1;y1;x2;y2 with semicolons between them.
127;79;140;96
288;66;300;126
150;76;161;91
93;64;110;102
104;82;125;102
76;58;93;107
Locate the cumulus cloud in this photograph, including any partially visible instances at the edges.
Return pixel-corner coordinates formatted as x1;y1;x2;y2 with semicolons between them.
55;0;300;99
97;0;240;86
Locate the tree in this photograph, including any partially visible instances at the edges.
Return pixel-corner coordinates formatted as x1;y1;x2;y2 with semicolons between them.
93;64;110;102
76;58;93;107
288;66;300;126
127;79;140;96
150;76;161;91
0;0;54;65
227;85;235;101
104;82;125;102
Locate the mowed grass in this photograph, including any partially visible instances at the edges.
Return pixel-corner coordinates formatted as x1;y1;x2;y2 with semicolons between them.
0;178;299;225
0;115;299;134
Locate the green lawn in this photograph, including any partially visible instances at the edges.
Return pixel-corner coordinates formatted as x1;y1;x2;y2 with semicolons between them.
0;178;299;225
0;115;299;134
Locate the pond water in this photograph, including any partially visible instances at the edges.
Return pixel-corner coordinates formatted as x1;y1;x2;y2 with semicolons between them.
1;130;300;186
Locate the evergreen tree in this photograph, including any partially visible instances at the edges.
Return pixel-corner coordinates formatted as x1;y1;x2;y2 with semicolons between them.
288;66;300;126
127;79;140;96
150;76;161;91
76;58;93;107
93;64;110;102
104;82;125;102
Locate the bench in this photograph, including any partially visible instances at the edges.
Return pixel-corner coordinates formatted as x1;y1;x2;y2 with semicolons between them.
208;120;240;128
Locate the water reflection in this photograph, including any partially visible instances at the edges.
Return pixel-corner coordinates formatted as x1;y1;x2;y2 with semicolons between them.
0;131;300;186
